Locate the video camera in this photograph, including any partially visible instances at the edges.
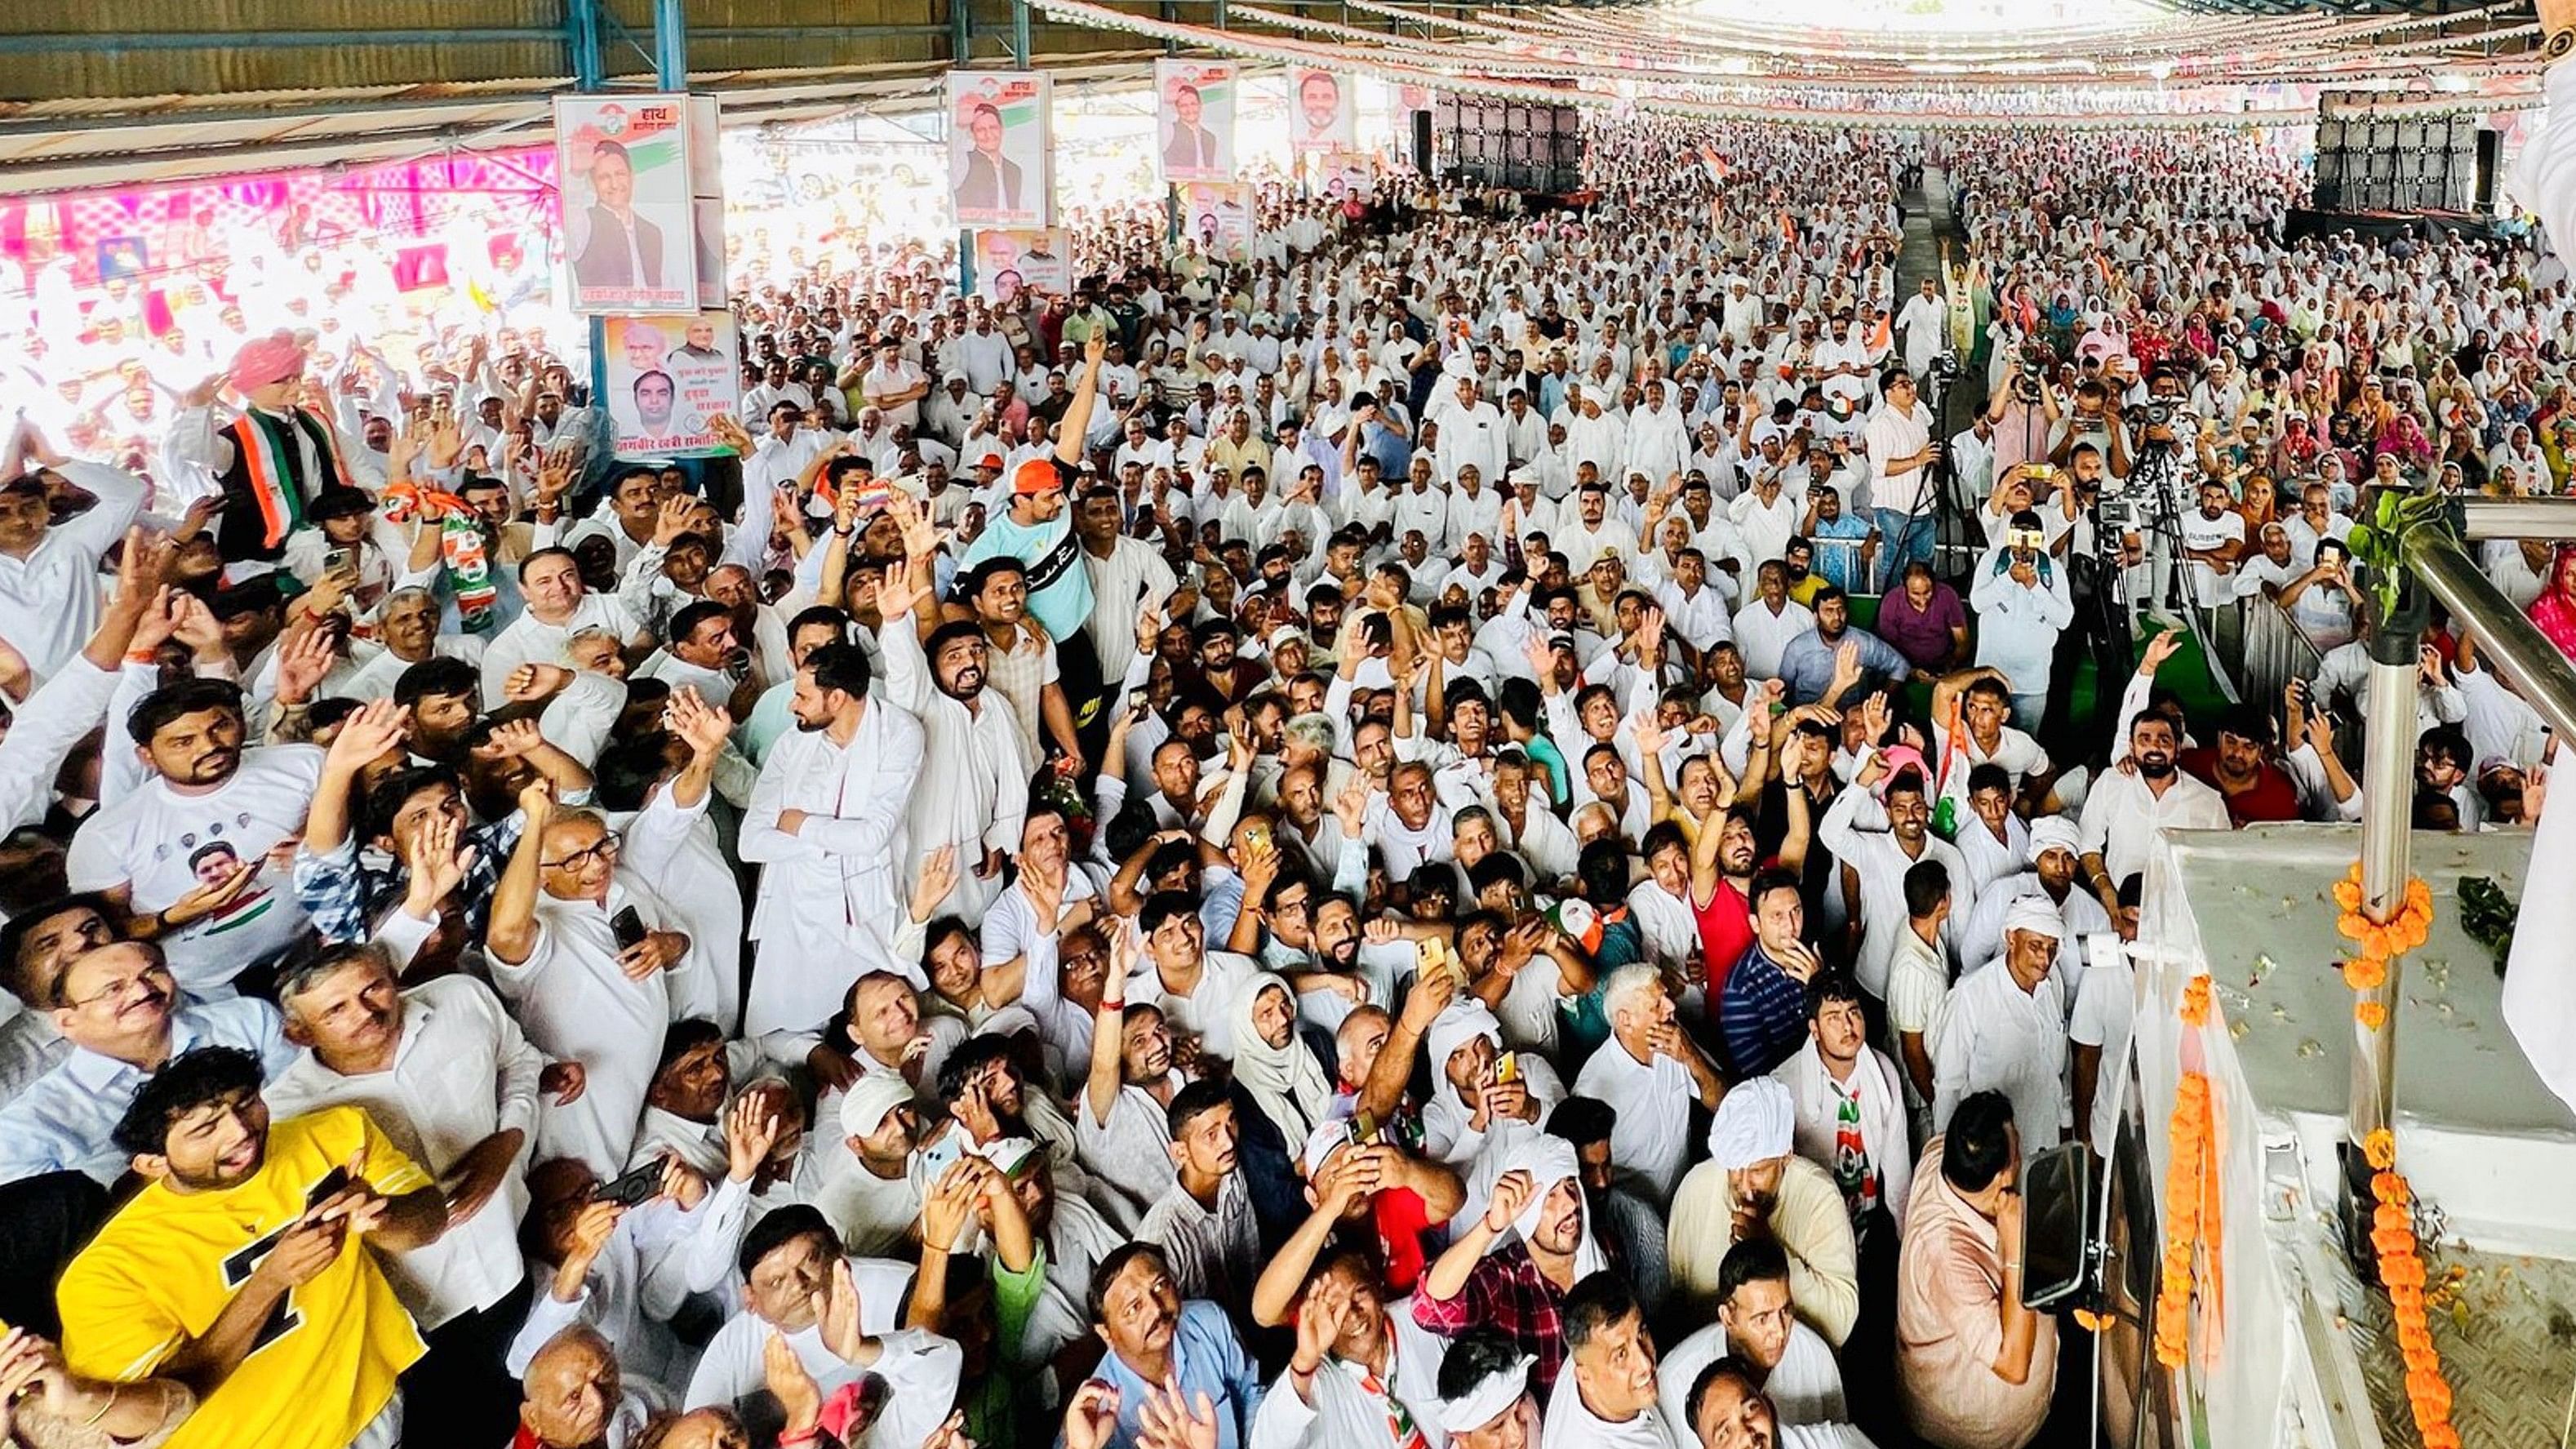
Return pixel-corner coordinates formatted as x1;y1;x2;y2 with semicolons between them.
2011;344;2051;403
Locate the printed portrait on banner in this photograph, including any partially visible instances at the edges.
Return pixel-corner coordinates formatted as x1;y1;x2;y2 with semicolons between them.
1157;59;1239;184
555;94;699;314
948;72;1052;229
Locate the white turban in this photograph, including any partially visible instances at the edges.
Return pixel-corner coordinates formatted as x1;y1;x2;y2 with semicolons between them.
2026;816;2081;865
1506;1133;1606;1277
1428;1002;1503;1082
1438;1354;1537;1434
837;1073;914;1139
1706;1077;1795;1171
2003;894;2067;942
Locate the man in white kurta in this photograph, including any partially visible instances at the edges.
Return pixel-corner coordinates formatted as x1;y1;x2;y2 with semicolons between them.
1571;964;1725;1208
876;611;1031;927
740;642;926;1034
1931;899;2070;1160
1896;278;1948;380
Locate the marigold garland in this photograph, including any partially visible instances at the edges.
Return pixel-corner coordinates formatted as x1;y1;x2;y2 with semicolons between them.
2155;962;2221;1375
2361;1127;2461;1449
2337;865;2432;1029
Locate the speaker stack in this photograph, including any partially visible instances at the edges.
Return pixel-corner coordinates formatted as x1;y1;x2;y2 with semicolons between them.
2313;112;2492;212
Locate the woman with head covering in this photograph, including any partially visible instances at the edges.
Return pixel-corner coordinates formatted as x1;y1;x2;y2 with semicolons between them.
1232;971;1335;1147
2529;543;2576;658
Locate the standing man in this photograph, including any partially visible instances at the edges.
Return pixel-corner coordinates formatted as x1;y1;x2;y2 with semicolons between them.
167;331;353;576
1863;368;1941;592
740;642;925;1033
1896;277;1948;381
961;333;1108;754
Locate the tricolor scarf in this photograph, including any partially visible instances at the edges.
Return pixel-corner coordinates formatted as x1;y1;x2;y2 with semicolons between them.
381;480;501;633
236;408;319;548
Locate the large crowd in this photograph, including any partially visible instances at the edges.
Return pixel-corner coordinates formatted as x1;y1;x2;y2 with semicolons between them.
0;103;2567;1449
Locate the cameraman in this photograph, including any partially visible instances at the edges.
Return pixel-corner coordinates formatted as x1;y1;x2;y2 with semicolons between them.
2049;378;2130;482
1982;347;2060;475
1864;368;1942;592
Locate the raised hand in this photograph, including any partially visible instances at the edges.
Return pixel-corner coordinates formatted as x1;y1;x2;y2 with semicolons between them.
328;699;409;771
724;1090;784;1185
877;555;926;620
1481;1167;1534;1233
664;688;735;759
1062;1381;1122;1449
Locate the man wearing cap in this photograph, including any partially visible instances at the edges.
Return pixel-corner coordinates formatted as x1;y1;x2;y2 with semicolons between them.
960;334;1107;760
1667;1078;1859;1349
812;1073;922;1257
168;330;353;575
1931;897;2069;1162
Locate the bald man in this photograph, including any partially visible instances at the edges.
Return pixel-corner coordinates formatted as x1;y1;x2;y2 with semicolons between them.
515;1325;654;1449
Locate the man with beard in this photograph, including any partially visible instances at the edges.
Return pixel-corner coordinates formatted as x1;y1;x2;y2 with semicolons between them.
874;556;1028;925
66;677;326;998
1136;1079;1259;1305
2076;711;2226;938
1416;1134;1601;1390
1819;753;1974;1002
0;940;295;1184
58;1046;450;1449
1668;1079;1857;1349
739;642;924;1033
2176;700;2301;826
1773;589;1906;709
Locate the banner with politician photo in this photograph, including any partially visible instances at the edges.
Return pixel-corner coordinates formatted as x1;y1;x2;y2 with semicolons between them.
1318;152;1378;202
554;94;700;315
604;312;741;458
947;71;1051;229
1289;68;1356;153
975;229;1073;305
1177;184;1254;263
1155;59;1238;184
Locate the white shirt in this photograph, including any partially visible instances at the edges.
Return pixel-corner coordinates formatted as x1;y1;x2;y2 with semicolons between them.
0;461;143;682
265;975;544;1327
1817;777;1976;999
66;745;327;998
2075;765;2230;887
1571;1038;1695;1206
1863;402;1934;514
1931;957;2068;1156
489;874;706;1176
478;593;647;704
740;701;926;1033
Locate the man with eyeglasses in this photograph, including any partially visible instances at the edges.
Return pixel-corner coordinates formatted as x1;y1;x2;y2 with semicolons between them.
486;781;715;1178
0;940;295;1185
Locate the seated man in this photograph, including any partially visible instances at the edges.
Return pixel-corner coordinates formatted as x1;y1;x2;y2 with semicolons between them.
1083;1242;1266;1449
57;1046;451;1449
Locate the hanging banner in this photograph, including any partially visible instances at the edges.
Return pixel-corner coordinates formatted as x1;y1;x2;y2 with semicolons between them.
687;96;727;309
947;71;1052;229
1318;152;1378;202
1178;183;1255;261
1156;58;1240;184
1290;68;1357;153
604;312;742;459
554;94;699;315
975;229;1074;304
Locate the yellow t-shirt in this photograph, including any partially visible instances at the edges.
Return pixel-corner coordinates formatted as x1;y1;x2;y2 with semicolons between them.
58;1105;433;1449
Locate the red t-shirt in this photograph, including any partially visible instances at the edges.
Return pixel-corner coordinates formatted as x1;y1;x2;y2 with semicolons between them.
1693;876;1756;1000
2180;749;2302;826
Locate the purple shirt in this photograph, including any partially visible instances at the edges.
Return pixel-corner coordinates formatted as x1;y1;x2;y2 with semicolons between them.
1876;584;1967;670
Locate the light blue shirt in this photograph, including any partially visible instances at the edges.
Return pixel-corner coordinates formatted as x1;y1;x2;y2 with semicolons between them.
0;997;295;1185
1968;544;2076;695
1093;1299;1264;1449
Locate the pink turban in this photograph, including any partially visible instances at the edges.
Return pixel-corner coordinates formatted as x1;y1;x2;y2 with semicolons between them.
229;331;306;393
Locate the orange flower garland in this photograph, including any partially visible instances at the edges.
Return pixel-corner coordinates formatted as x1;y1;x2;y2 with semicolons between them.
2361;1129;2460;1449
2336;865;2432;1029
2154;1069;2214;1367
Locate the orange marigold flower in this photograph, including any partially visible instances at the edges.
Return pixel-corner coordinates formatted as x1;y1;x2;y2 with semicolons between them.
2343;958;2387;991
2374;1171;2410;1206
2356;1001;2388;1031
2363;1129;2396;1170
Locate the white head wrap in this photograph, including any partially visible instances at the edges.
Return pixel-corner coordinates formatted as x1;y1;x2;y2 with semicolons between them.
837;1073;914;1139
1507;1132;1606;1278
2025;816;2081;865
1231;971;1336;1146
1706;1077;1796;1171
2004;894;2067;942
1438;1354;1538;1434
